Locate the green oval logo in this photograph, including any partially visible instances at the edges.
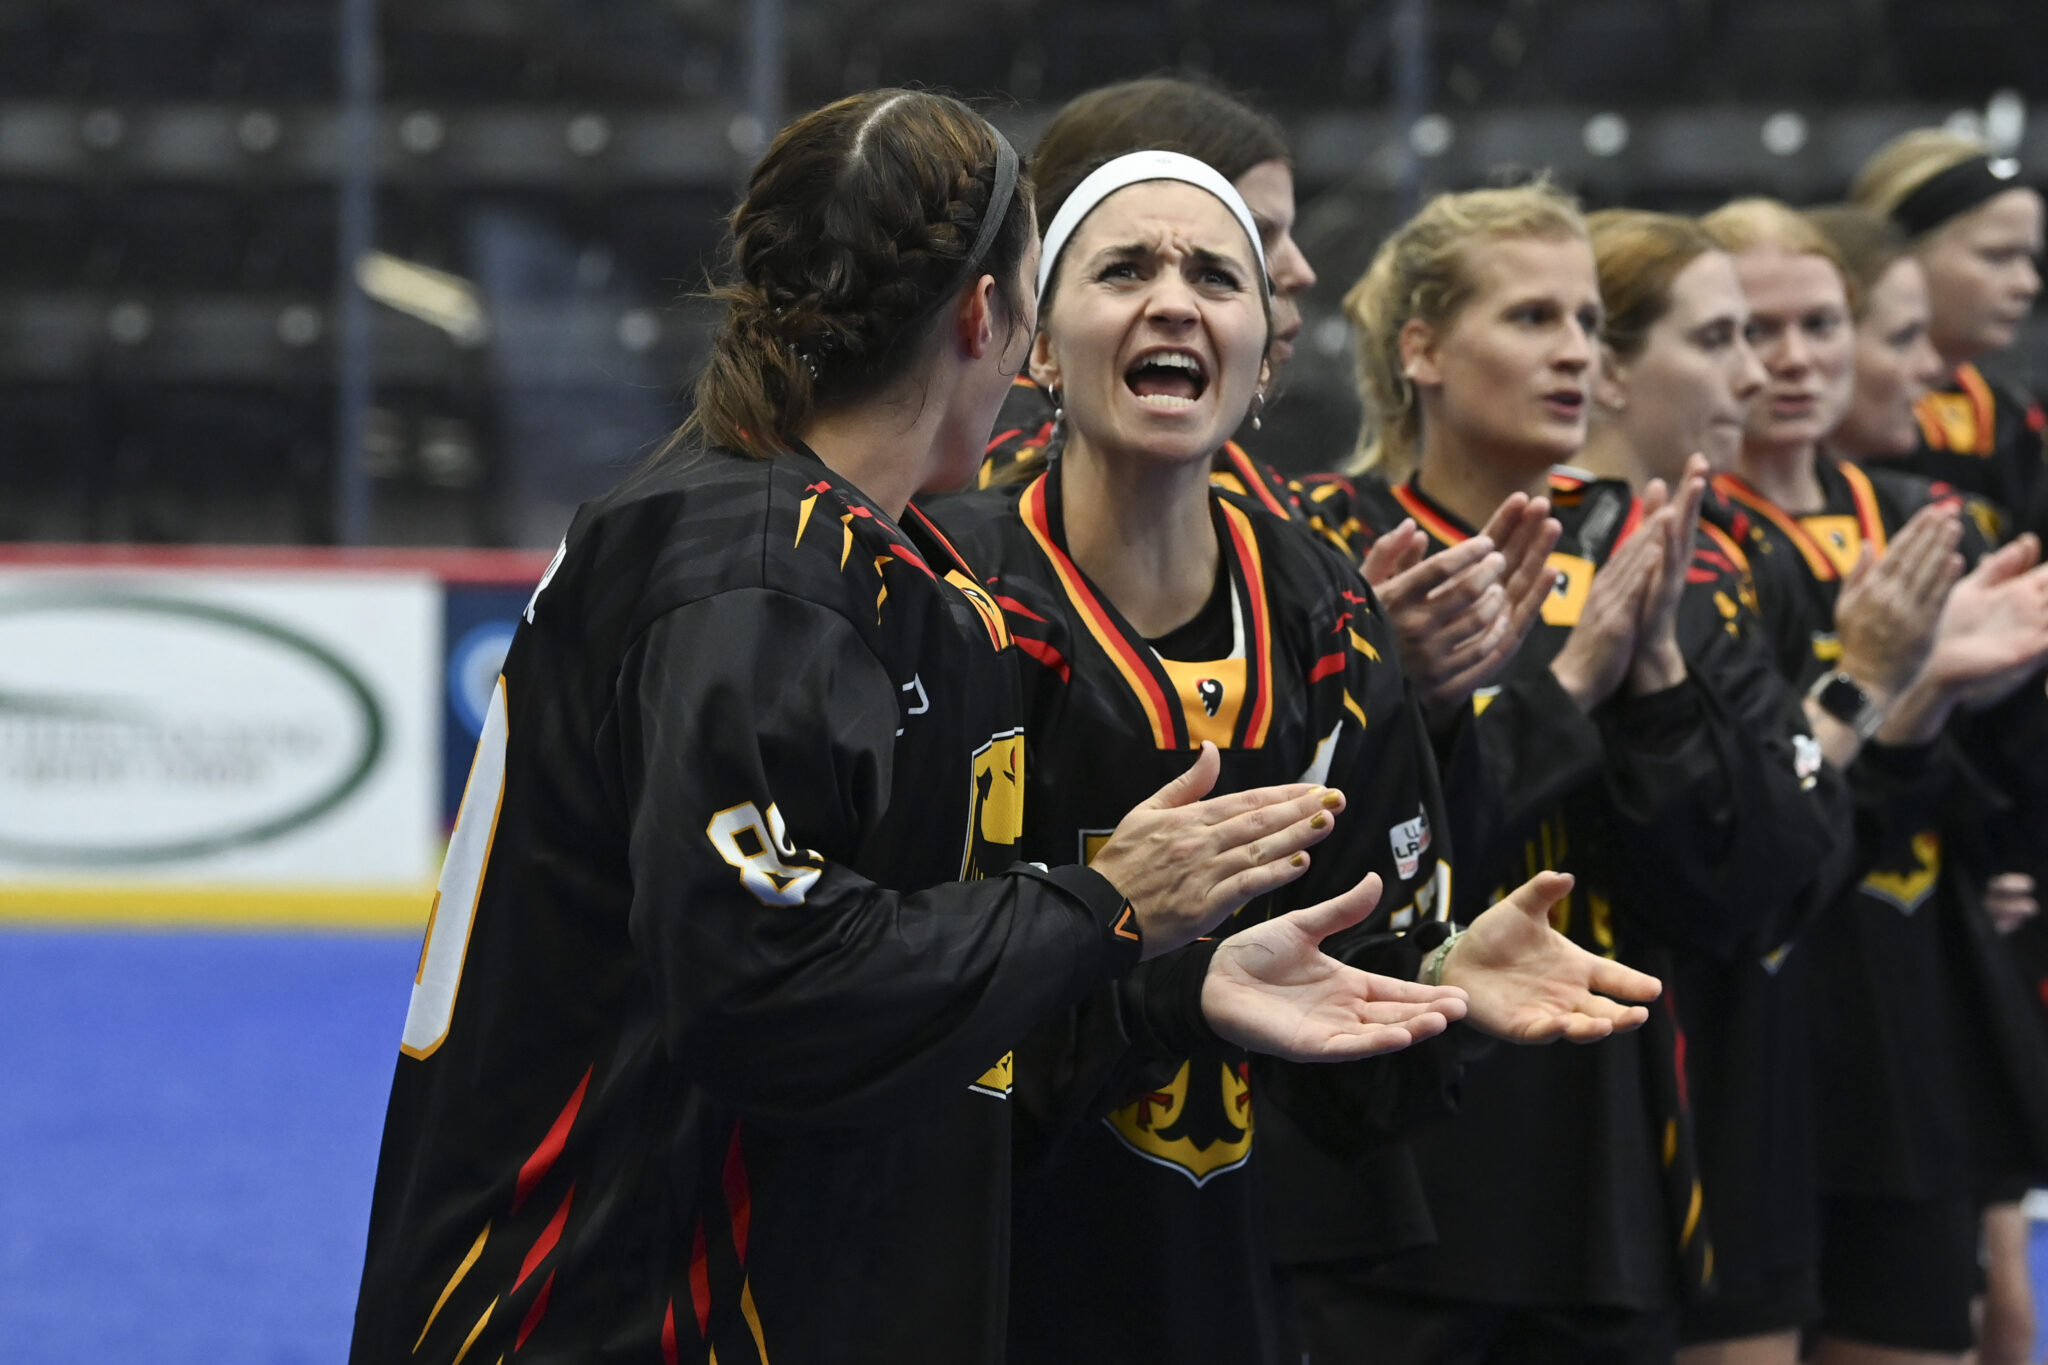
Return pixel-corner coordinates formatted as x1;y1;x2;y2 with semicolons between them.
0;591;387;865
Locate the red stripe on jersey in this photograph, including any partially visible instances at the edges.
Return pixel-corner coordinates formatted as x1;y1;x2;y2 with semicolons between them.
1219;500;1276;747
1668;996;1690;1112
1698;521;1751;578
515;1270;554;1351
1021;474;1177;747
1684;567;1718;584
662;1299;679;1365
722;1128;752;1264
513;1067;591;1214
986;427;1024;454
1390;482;1467;546
992;592;1047;624
1221;443;1290;519
690;1226;712;1335
513;1185;574;1293
1013;634;1072;683
904;502;976;581
1613;492;1646;549
1308;652;1345;684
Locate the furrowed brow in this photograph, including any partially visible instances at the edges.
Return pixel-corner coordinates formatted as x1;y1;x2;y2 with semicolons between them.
1086;242;1156;269
1188;246;1249;275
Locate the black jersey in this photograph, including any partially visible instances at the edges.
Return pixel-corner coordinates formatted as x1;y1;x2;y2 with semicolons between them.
1317;469;1837;1313
349;444;1154;1365
1715;457;2048;1202
1879;362;2048;543
980;377;1373;560
928;464;1456;1365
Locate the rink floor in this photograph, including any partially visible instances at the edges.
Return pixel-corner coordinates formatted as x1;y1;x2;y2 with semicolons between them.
3;926;2046;1364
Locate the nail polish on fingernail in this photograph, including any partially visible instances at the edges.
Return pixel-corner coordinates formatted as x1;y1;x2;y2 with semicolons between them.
1290;853;1307;867
1320;790;1343;809
1310;812;1329;829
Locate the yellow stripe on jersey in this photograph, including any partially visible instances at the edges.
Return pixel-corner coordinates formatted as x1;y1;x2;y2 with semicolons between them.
416;1222;491;1351
449;1298;497;1365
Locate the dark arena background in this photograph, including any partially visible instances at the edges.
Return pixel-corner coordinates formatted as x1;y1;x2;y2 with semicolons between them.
0;2;2045;1360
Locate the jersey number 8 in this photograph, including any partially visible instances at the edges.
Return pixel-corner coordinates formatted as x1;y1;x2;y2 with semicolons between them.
707;802;822;907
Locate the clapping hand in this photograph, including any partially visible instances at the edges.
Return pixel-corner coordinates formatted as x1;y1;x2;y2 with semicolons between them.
1202;874;1470;1063
1436;872;1662;1044
1090;743;1346;961
1625;455;1710;696
1363;495;1561;713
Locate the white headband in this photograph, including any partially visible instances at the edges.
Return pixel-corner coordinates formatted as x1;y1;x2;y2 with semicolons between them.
1035;149;1270;298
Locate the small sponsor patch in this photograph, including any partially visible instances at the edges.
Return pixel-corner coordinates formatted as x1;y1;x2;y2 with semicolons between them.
1793;733;1822;789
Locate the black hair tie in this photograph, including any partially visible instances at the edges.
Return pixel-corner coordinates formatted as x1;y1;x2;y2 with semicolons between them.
1891;155;2028;237
916;127;1021;320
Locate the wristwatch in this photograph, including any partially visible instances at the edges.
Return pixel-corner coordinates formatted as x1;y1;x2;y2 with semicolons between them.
1807;670;1885;740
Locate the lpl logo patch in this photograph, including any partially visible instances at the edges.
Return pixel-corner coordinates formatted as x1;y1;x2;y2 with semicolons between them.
1390;805;1432;880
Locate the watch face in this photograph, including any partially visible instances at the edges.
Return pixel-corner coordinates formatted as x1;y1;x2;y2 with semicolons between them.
1816;673;1872;726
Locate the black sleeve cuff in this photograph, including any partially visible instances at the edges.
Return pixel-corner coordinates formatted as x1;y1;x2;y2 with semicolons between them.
1499;666;1609;775
1118;938;1227;1060
1600;673;1706;753
1012;861;1145;980
1853;734;1944;783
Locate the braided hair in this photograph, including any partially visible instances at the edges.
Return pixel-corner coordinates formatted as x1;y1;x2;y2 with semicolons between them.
675;90;1034;461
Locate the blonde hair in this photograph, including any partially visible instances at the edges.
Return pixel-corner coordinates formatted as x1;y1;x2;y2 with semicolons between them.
1587;209;1720;361
1804;205;1910;321
1851;128;1991;224
1344;181;1586;480
1700;197;1857;312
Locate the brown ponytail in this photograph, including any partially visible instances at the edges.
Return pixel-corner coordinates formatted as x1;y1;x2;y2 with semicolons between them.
672;90;1034;461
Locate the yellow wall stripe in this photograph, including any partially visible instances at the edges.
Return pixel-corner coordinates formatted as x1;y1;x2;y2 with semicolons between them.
0;884;434;930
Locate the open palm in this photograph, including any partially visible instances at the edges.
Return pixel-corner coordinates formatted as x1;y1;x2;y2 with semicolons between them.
1202;875;1470;1063
1442;872;1662;1044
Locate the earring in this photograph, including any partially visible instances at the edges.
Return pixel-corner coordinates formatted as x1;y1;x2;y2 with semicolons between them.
1048;389;1065;446
1250;392;1265;432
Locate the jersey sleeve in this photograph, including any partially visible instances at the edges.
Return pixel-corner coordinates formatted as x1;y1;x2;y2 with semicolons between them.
1598;574;1845;959
1007;940;1227;1173
617;589;1138;1131
1949;672;2048;887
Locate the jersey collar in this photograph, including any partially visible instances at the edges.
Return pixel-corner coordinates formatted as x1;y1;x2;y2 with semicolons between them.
1019;463;1276;750
1712;458;1887;582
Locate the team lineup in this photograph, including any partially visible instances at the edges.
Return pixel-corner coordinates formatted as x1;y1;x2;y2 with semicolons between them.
347;77;2048;1365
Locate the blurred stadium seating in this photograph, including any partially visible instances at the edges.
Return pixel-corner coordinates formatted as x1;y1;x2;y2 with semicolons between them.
0;0;2041;540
